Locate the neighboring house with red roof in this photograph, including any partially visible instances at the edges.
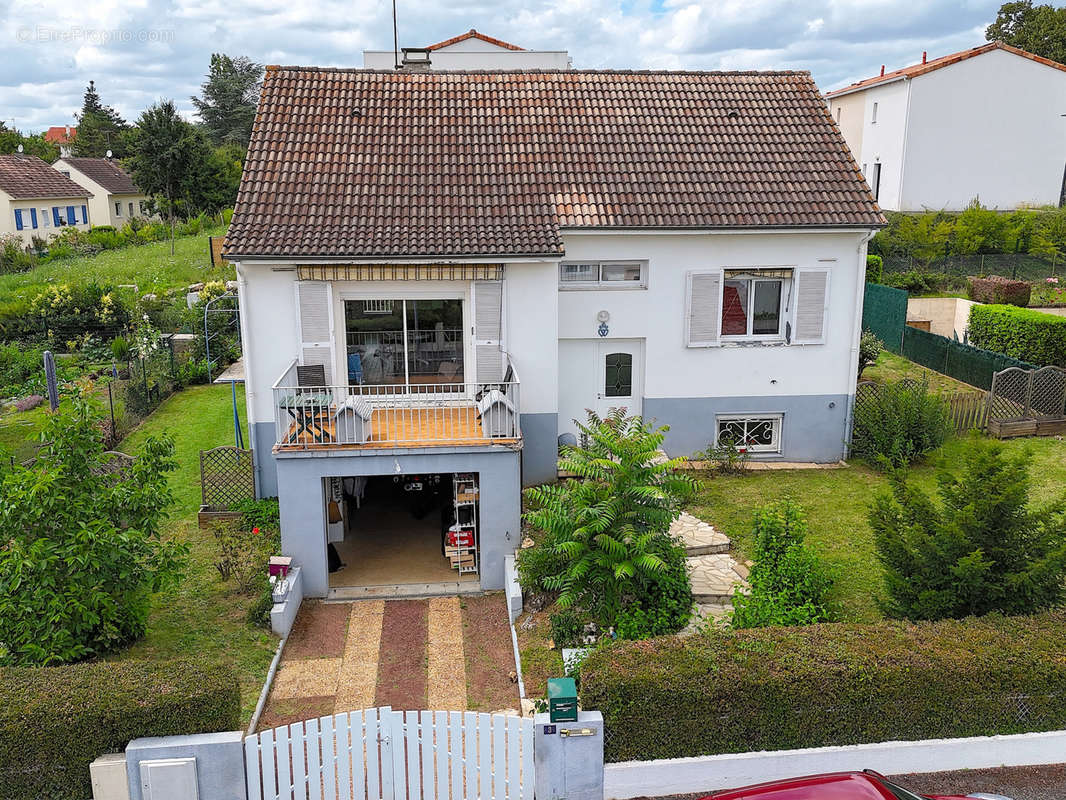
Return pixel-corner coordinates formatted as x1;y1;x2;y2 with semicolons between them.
363;28;571;70
0;154;91;245
53;156;152;228
43;125;77;157
825;42;1066;211
226;66;883;599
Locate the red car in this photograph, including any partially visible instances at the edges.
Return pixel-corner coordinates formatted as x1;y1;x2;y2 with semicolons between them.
699;770;1013;800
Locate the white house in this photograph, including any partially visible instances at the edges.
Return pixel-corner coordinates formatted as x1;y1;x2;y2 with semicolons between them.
53;157;151;228
826;42;1066;212
0;153;92;246
226;67;883;600
363;29;571;70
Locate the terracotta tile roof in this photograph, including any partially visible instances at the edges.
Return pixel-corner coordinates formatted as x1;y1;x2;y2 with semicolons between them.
0;154;91;200
826;41;1066;98
62;157;140;194
427;29;524;51
226;68;884;259
43;125;76;145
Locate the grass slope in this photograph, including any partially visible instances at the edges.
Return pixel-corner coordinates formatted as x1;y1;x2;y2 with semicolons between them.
862;350;975;394
688;436;1066;623
0;228;233;309
110;384;276;723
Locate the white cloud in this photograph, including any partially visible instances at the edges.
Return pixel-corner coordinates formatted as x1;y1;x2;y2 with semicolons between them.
0;0;1004;131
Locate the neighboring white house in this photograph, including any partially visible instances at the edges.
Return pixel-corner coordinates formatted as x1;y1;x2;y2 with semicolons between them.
43;125;76;158
0;153;92;246
363;28;571;70
826;42;1066;212
53;157;151;229
225;67;883;600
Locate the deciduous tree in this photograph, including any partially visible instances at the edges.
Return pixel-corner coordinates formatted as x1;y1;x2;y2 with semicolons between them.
987;1;1066;64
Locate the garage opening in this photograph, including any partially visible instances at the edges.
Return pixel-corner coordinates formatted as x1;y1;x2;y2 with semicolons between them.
326;472;480;593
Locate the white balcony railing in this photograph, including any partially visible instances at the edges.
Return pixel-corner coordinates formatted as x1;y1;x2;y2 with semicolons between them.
271;360;521;450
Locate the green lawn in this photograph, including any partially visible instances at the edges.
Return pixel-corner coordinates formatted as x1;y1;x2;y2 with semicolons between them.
110;384;276;723
687;436;1066;623
862;350;975;394
0;227;233;308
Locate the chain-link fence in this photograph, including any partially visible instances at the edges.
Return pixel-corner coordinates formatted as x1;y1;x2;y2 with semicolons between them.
882;253;1061;281
100;352;181;448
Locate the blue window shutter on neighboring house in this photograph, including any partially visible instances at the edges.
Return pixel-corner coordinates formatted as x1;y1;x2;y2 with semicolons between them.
30;208;37;229
66;206;76;225
81;205;88;224
13;209;22;230
52;207;61;226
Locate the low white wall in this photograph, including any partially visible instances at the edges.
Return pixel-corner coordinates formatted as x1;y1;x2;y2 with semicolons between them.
504;554;522;623
270;566;303;638
907;297;976;340
603;730;1066;799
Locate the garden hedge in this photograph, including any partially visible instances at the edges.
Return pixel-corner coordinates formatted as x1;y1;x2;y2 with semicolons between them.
0;659;240;800
580;612;1066;762
968;304;1066;367
966;275;1031;307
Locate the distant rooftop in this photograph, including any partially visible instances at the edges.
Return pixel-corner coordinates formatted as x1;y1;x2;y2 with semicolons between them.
826;41;1066;98
60;157;140;195
427;29;524;51
0;154;91;200
43;125;76;145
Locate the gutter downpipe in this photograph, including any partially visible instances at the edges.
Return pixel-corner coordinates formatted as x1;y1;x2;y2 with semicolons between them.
843;229;879;460
235;261;262;496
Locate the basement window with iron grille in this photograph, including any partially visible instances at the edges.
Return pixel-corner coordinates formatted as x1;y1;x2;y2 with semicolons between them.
715;414;782;454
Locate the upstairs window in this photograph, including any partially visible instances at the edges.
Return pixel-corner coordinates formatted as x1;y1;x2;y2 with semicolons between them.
560;261;646;288
115;202;122;216
871;101;878;124
721;269;792;339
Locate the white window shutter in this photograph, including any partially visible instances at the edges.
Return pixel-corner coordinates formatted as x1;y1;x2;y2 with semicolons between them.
794;269;830;344
296;281;334;382
474;280;503;383
685;271;722;347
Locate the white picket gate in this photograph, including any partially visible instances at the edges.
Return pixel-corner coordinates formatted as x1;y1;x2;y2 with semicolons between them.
244;707;535;800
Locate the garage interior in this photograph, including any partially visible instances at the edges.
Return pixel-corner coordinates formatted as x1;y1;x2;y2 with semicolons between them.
326;472;481;591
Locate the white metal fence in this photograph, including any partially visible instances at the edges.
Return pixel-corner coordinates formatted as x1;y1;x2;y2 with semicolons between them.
244;707;535;800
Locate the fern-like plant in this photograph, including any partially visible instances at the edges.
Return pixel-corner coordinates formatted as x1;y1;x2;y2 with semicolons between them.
522;410;697;624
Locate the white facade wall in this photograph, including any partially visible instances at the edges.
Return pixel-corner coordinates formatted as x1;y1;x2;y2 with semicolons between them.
900;49;1066;210
0;190;91;246
851;80;910;212
237;263;300;428
556;230;868;411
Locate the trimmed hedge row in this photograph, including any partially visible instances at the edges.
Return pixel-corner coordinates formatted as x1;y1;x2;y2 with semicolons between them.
0;659;240;800
967;275;1031;307
968;304;1066;368
580;612;1066;762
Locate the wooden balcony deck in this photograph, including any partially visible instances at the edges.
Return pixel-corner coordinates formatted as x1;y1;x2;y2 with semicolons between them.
274;405;520;451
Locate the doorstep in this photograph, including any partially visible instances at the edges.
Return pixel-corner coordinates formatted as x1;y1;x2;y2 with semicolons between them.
325;580;485;602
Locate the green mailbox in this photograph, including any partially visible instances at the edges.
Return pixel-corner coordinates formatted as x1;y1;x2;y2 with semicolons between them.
547;677;578;723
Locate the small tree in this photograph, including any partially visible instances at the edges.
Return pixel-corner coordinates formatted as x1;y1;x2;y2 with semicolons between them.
870;437;1066;620
522;410;696;623
126;101;212;253
858;330;884;378
731;500;836;628
0;395;185;665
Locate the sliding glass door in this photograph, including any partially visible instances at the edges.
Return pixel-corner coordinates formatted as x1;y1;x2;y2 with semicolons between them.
344;299;464;390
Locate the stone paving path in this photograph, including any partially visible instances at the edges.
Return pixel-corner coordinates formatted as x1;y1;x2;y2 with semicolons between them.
259;593;519;731
669;512;749;626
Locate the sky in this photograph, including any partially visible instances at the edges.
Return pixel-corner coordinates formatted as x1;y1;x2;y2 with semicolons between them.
0;0;1004;132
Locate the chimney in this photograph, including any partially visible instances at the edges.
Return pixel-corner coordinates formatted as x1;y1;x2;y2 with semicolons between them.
922;51;927;64
401;47;432;71
65;125;70;136
880;65;885;76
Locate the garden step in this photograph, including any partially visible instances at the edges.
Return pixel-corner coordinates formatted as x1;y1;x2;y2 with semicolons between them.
671;512;731;556
686;553;748;603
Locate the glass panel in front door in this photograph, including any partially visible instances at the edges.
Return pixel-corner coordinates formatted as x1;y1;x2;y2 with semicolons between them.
604;352;633;397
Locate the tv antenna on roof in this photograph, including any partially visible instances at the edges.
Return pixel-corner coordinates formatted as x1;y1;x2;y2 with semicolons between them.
106;149;112;159
16;144;23;153
392;0;400;70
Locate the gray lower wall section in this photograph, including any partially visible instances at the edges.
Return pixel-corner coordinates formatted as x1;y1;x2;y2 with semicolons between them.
276;447;522;598
643;394;852;463
253;421;279;498
519;412;558;486
126;731;244;800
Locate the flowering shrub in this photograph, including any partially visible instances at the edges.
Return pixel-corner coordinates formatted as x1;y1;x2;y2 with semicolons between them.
1031;276;1066;306
27;283;131;350
0;232;34;274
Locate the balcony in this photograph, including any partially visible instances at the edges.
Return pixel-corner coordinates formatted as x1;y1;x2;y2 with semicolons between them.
271;359;521;452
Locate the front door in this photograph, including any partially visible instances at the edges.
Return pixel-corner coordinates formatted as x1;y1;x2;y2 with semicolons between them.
558;339;644;436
